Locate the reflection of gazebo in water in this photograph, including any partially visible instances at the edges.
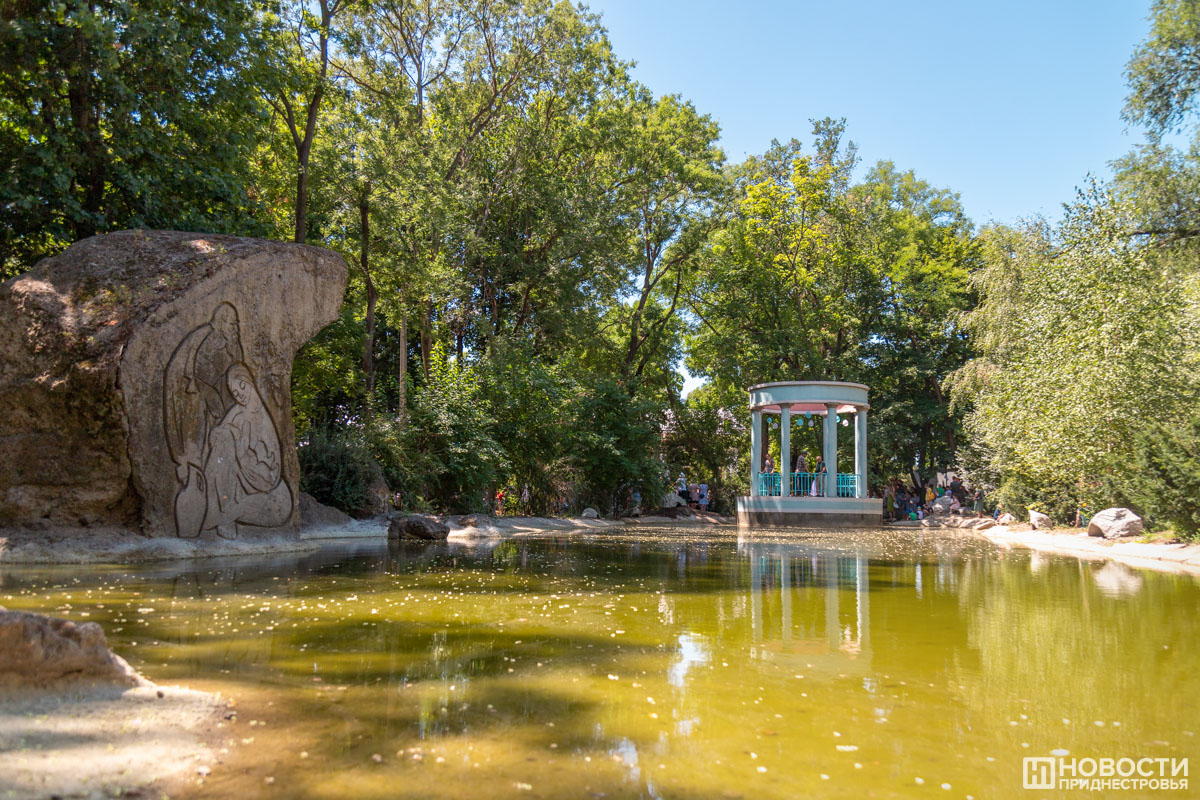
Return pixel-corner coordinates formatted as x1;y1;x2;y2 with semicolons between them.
736;381;882;527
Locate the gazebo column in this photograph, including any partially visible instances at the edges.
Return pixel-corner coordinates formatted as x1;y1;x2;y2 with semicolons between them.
780;404;791;496
823;402;838;497
854;407;868;499
750;408;762;497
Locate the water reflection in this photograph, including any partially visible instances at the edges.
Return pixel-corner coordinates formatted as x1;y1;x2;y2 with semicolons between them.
0;529;1195;800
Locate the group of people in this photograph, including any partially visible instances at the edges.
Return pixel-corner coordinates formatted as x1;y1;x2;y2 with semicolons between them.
883;474;989;522
675;473;711;512
758;450;831;495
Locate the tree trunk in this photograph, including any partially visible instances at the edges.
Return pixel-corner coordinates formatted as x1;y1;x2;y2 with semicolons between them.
397;311;408;427
294;165;309;243
359;192;376;415
288;0;334;243
420;297;433;380
68;25;102;239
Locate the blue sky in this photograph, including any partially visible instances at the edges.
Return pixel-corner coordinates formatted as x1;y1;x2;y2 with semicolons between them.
587;0;1153;226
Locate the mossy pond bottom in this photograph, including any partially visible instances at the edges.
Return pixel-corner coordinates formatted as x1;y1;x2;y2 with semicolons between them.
2;528;1197;799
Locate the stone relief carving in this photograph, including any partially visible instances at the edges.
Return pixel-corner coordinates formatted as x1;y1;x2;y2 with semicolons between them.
164;303;292;538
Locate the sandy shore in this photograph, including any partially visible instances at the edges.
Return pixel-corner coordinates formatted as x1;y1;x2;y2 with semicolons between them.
977;526;1200;576
887;516;1200;575
0;682;230;799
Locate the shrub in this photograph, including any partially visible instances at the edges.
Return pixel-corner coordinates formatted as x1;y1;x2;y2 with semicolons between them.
298;426;379;515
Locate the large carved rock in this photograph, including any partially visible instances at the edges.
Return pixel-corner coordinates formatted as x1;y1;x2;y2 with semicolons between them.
1087;507;1144;539
0;606;144;688
0;230;347;539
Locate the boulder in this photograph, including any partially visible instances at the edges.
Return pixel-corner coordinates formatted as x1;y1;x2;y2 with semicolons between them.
0;607;144;688
1029;510;1052;530
660;492;686;508
456;514;488;528
581;507;600;519
997;512;1017;524
0;231;346;540
357;463;391;518
1087;507;1144;539
931;496;954;515
298;492;353;528
389;514;450;540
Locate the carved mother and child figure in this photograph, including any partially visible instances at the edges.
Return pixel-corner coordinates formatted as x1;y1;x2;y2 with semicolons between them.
163;303;291;538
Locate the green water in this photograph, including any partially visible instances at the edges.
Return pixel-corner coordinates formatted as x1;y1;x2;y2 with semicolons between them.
1;528;1196;799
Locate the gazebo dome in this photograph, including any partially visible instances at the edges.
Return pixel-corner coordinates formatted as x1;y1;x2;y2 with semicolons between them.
749;380;869;416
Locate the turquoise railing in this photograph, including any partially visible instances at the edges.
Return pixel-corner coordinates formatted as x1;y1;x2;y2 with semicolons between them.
757;472;783;496
757;472;858;497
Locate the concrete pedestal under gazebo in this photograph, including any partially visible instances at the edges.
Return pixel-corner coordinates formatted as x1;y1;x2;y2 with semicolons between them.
736;381;883;528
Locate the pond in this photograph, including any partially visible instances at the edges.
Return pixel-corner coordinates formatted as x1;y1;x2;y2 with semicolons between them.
1;528;1196;799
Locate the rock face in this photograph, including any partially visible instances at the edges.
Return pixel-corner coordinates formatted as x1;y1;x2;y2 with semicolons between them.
0;231;347;540
1029;510;1052;530
1087;507;1145;539
0;607;144;688
389;514;450;540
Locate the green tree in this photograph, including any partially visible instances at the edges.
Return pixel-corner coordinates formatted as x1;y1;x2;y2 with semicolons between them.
1124;0;1200;140
0;0;272;275
948;186;1198;519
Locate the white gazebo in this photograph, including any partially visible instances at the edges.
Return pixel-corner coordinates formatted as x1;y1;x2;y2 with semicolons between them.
736;381;882;528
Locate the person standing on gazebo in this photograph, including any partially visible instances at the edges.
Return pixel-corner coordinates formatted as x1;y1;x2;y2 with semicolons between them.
813;455;825;495
794;451;808;474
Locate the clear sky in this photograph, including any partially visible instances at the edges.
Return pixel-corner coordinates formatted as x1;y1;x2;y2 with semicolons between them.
586;0;1154;226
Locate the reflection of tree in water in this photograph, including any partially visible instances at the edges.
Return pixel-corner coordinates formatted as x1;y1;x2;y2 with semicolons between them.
957;552;1196;753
